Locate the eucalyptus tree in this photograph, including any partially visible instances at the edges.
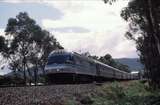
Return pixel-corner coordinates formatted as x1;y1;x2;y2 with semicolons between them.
0;12;63;85
104;0;160;87
99;54;130;72
120;0;160;88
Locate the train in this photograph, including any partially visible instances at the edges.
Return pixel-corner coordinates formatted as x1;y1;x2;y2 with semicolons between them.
44;50;139;83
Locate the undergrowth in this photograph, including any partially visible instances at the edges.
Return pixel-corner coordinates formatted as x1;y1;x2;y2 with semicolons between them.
66;81;160;105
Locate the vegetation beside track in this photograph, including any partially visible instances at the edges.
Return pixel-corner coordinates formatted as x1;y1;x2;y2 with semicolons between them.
66;81;160;105
0;81;160;105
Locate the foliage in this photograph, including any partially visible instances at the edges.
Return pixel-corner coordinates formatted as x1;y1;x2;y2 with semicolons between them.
103;0;118;4
82;52;130;72
64;81;158;105
92;81;160;105
120;0;160;88
103;0;160;88
0;75;25;86
66;100;77;105
0;12;63;85
99;54;116;67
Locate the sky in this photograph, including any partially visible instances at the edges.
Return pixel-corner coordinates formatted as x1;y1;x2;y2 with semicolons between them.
0;0;138;60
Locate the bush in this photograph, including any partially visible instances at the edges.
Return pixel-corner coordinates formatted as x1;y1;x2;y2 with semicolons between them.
80;95;94;105
65;81;160;105
92;81;160;105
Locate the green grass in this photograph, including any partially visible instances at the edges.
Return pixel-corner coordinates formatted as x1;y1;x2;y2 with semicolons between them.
95;81;160;105
66;81;160;105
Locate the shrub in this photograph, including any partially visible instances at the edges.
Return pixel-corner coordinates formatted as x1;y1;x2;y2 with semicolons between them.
92;81;160;105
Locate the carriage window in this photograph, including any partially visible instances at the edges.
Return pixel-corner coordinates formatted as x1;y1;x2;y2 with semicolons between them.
74;56;81;65
47;54;73;64
89;62;95;68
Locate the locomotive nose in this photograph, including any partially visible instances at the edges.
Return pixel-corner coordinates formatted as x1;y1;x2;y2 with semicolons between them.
45;65;63;73
45;64;76;74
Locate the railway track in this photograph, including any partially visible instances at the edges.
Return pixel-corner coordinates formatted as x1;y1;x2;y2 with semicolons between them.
0;82;104;88
0;83;98;105
0;80;137;105
0;80;132;88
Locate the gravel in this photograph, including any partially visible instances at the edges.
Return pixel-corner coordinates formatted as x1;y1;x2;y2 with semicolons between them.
0;84;98;105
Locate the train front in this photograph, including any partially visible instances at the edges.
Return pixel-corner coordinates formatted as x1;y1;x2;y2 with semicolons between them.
45;50;76;83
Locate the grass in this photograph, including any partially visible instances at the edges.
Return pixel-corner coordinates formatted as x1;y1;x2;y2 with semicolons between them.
66;81;160;105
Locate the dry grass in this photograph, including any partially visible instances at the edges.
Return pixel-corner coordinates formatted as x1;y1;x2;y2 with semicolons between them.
0;84;97;105
0;81;153;105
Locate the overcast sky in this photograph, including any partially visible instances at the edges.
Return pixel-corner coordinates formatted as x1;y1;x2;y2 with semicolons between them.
0;0;138;59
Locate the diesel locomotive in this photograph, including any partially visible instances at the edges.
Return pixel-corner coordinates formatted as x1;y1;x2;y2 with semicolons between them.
45;50;139;83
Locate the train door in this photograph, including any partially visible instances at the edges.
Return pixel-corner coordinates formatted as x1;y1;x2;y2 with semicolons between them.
96;64;100;76
113;70;116;79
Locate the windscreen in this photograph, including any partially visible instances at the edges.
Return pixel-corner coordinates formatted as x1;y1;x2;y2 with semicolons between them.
47;54;73;65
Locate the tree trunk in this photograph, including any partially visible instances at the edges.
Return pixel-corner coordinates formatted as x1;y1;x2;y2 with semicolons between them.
147;0;160;55
42;65;47;85
145;0;160;88
26;64;32;86
34;63;38;86
23;62;26;85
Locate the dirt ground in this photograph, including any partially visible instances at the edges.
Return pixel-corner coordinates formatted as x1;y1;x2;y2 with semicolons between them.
0;84;98;105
